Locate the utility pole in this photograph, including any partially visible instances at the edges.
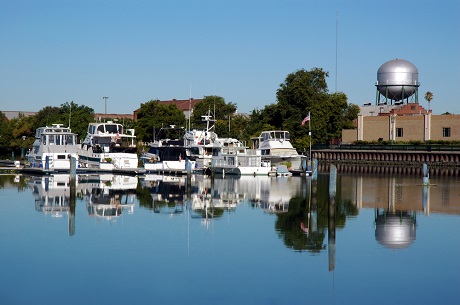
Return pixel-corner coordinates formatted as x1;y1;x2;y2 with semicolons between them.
103;96;108;114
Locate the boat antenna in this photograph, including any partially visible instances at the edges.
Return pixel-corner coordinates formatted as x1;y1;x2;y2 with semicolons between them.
68;101;72;128
188;84;192;132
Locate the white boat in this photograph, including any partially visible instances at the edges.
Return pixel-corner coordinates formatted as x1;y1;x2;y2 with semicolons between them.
184;113;222;171
79;121;138;170
211;145;274;176
27;124;80;171
251;130;306;173
140;126;196;173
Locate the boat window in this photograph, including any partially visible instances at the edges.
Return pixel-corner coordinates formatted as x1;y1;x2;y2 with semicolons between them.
89;125;96;134
56;135;61;145
105;124;118;134
57;155;66;159
48;135;55;145
41;135;47;145
262;133;270;141
94;137;111;145
285;132;290;140
275;131;284;140
97;125;105;133
65;135;74;145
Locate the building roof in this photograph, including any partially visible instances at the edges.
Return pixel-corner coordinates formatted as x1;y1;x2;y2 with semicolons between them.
158;98;202;111
1;111;37;120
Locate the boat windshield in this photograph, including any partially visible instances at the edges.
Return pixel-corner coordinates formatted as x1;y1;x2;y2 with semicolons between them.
105;124;122;134
262;131;290;141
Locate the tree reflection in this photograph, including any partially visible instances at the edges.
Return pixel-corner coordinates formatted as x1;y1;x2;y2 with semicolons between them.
275;175;359;253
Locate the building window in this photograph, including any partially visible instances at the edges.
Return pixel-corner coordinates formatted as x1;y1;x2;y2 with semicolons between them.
396;128;403;138
443;127;451;137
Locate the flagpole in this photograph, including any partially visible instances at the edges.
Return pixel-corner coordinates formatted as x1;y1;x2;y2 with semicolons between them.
308;112;311;160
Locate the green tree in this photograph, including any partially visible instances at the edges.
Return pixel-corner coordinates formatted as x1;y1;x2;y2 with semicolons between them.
190;96;237;131
425;91;433;112
135;100;186;143
61;101;95;141
0;112;13;158
8;116;35;158
252;68;357;147
33;106;62;129
32;102;94;142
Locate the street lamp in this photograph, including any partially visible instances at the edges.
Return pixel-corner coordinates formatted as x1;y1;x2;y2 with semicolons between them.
21;136;26;159
103;96;109;114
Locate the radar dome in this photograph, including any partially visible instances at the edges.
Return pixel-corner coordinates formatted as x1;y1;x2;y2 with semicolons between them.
376;58;419;101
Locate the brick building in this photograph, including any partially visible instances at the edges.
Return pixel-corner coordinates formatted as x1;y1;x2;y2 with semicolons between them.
342;103;460;143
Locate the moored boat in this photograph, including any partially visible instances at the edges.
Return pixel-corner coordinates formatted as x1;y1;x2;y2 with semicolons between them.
27;124;80;171
140;126;196;174
211;141;274;176
251;130;306;172
79;121;138;170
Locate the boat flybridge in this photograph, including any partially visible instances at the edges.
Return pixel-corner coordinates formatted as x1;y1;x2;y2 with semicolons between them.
79;121;138;170
27;124;80;171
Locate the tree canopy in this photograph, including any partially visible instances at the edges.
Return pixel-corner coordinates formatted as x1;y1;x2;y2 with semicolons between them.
190;95;237;131
249;68;358;148
135;100;186;143
33;101;94;141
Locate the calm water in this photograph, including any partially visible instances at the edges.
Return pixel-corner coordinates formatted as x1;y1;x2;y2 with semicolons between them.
0;171;459;305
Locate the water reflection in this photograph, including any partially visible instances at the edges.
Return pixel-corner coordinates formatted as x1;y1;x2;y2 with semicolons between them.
138;174;188;215
27;174;137;234
29;174;71;217
79;174;136;221
375;209;416;249
20;171;460;252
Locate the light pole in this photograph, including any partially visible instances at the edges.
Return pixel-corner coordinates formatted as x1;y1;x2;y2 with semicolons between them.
103;96;108;114
21;136;26;158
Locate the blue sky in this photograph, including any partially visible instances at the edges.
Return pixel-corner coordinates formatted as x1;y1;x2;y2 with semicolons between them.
1;0;459;115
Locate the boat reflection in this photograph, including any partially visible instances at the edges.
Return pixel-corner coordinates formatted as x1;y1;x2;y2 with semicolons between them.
27;174;76;236
79;174;136;221
139;174;189;215
29;174;72;217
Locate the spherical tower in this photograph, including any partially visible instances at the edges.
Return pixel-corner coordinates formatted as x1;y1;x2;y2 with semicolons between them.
375;58;420;105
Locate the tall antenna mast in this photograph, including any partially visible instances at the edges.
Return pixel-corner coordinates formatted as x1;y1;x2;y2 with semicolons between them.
335;11;338;92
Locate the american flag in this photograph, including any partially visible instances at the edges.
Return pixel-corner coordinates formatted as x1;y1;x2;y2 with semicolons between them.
301;113;310;126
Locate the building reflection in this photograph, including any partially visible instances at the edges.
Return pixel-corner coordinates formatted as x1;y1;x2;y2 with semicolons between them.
339;173;460;250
